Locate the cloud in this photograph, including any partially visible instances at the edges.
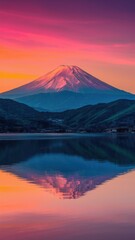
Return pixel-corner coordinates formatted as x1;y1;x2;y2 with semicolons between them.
0;0;135;92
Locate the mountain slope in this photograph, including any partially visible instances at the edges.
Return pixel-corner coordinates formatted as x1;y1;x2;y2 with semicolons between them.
0;98;135;132
0;65;120;98
46;99;135;130
0;99;53;132
1;65;135;111
16;90;135;112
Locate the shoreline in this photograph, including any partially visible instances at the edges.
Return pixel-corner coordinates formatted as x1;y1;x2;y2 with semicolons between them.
0;132;134;141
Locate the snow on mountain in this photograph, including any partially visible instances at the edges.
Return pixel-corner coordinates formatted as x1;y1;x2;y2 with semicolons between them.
1;65;134;111
1;65;118;98
30;65;116;92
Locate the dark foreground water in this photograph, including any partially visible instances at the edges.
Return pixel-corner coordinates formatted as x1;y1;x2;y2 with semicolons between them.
0;133;135;240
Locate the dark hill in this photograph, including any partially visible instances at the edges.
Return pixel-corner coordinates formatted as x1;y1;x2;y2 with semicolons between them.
0;98;135;132
0;99;53;132
46;99;135;131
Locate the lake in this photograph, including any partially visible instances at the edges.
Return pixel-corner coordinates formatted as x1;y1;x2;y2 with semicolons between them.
0;133;135;240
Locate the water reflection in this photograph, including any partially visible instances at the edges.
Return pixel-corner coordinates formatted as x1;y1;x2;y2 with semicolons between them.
0;134;135;199
1;134;135;240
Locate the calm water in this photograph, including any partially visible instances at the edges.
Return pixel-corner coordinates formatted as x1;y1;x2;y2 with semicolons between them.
0;133;135;240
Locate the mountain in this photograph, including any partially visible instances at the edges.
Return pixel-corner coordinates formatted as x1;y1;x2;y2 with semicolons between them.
0;65;119;97
46;99;135;131
0;99;56;132
15;90;135;112
0;98;135;133
1;65;135;111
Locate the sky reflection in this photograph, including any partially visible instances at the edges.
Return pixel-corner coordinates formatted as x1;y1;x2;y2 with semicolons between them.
0;134;135;240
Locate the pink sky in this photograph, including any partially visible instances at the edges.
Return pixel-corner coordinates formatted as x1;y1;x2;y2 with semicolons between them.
0;0;135;93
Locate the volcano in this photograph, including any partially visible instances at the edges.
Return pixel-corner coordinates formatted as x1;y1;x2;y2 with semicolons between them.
1;65;135;111
1;65;118;96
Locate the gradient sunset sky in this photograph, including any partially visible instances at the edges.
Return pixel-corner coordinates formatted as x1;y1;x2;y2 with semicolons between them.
0;0;135;93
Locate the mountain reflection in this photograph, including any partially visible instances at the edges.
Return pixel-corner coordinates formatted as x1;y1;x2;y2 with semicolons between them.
0;134;135;199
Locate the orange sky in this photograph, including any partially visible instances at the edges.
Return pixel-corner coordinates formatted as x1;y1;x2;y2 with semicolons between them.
0;0;135;93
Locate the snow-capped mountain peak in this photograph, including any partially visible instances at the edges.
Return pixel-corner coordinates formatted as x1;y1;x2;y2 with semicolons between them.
1;65;118;98
1;65;134;112
30;65;115;93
